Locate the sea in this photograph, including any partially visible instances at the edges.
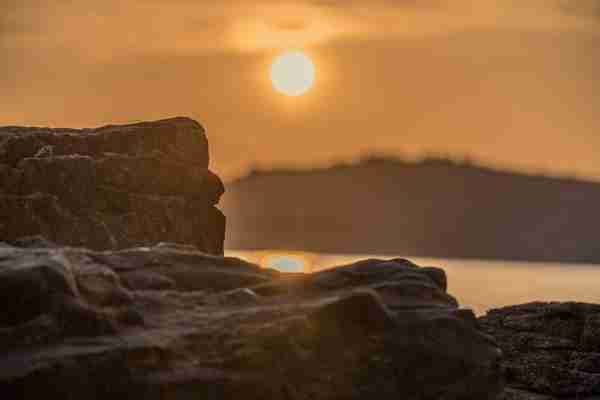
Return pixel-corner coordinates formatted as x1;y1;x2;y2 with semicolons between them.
226;250;600;316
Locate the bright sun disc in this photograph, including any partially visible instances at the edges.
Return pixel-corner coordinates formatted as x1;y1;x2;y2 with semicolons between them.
270;51;315;96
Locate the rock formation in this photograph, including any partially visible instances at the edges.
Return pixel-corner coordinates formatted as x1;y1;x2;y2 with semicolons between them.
479;302;600;399
0;242;503;399
0;117;225;254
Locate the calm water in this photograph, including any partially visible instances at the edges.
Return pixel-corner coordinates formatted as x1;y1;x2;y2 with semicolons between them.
226;250;600;315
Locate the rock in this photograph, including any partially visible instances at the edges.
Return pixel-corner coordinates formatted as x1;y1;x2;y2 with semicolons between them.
421;266;448;292
304;258;458;310
0;117;209;167
0;247;503;399
0;247;127;339
95;247;272;292
0;249;79;326
0;314;61;351
5;235;58;248
479;302;600;399
33;144;54;158
0;117;225;254
207;288;261;307
75;262;133;307
310;290;395;335
500;388;555;400
120;270;176;291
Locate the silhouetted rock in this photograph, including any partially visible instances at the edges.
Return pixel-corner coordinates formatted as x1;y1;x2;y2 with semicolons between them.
0;117;225;254
479;302;600;399
0;244;503;399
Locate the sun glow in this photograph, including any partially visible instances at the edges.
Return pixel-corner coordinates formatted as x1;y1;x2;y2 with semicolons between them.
270;51;315;96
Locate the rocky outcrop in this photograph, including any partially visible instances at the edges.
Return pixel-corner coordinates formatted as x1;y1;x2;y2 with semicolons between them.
0;118;225;254
0;243;503;399
479;302;600;399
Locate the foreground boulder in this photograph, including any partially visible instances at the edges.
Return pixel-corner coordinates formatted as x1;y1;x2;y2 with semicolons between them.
0;244;503;399
479;302;600;399
0;117;225;254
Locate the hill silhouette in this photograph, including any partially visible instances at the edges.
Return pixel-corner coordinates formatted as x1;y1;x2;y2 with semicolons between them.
221;156;600;263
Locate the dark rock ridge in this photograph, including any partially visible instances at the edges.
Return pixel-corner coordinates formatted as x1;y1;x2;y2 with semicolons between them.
0;242;503;399
479;302;600;399
222;157;600;263
0;117;225;254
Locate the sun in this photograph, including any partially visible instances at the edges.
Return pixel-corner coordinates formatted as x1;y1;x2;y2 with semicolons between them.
270;51;315;96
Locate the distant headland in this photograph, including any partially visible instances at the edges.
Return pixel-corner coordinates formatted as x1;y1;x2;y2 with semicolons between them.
223;155;600;263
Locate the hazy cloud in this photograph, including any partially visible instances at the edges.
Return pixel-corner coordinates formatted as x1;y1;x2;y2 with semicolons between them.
1;0;598;57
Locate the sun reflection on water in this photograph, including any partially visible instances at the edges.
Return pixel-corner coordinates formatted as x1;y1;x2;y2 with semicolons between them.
227;250;315;273
261;253;310;273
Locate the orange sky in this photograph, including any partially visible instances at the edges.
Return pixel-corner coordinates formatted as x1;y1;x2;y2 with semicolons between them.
1;1;599;181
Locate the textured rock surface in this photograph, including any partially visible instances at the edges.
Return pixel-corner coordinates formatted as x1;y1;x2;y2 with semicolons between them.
479;302;600;399
0;244;503;399
0;117;225;254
